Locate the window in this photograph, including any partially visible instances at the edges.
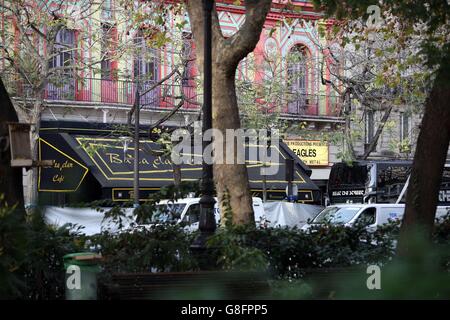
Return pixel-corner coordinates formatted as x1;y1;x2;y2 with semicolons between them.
399;112;410;142
181;33;195;85
133;30;158;82
365;110;375;144
329;164;369;187
149;204;186;224
376;165;411;203
355;208;376;226
183;204;200;225
49;29;75;72
47;29;76;99
312;206;362;224
133;30;159;106
102;0;113;20
101;23;115;80
287;44;311;113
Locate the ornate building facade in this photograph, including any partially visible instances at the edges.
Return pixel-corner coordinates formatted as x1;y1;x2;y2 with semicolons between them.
1;0;344;204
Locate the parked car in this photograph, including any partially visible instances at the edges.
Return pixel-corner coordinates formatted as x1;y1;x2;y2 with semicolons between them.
149;198;324;231
301;204;450;232
149;197;266;232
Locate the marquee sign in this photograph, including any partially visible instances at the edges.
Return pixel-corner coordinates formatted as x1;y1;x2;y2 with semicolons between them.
73;136;309;188
36;132;320;203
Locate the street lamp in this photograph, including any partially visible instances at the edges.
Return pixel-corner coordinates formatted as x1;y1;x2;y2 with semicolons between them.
133;86;140;208
191;0;216;255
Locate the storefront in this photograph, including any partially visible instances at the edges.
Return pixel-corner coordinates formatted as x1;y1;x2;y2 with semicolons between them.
38;121;321;205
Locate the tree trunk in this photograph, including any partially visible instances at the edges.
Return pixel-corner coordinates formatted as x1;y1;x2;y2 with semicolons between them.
212;70;254;224
0;78;24;208
27;129;39;207
397;61;450;257
27;96;43;208
185;0;272;224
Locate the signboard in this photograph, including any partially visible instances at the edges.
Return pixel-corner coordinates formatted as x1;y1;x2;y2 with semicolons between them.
73;136;310;188
285;140;329;166
438;189;450;204
38;138;88;192
35;133;319;202
331;189;365;197
330;189;365;204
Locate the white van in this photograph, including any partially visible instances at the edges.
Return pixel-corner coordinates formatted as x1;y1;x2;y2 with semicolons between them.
301;204;450;232
150;197;265;231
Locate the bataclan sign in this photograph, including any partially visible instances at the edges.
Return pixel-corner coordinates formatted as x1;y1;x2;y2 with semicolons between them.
37;132;321;203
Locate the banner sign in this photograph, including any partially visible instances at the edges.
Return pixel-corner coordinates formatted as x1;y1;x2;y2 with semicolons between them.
285;140;329;166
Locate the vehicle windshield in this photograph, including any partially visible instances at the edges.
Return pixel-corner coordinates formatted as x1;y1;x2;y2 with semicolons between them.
329;164;368;187
150;203;186;223
312;206;362;224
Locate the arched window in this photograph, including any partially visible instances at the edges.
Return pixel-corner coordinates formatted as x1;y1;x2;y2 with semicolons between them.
287;44;312;114
133;30;158;83
181;32;197;109
133;30;159;106
47;28;76;100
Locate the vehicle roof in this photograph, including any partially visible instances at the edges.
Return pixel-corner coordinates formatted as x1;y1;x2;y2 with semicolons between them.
328;203;406;208
332;160;413;166
332;161;450;168
157;197;263;204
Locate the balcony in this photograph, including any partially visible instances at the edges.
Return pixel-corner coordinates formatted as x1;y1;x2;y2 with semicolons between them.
2;73;342;118
2;74;200;110
284;92;342;118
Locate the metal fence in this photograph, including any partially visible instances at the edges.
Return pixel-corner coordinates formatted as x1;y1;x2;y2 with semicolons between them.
2;73;341;116
2;74;199;110
285;92;342;117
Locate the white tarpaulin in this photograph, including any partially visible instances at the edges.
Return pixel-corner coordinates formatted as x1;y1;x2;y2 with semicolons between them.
262;202;323;228
43;206;135;235
44;202;324;235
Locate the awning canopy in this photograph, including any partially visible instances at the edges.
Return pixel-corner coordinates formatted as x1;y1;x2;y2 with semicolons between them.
38;132;320;202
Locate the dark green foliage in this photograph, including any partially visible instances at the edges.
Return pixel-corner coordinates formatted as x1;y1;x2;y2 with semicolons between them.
20;211;86;299
90;225;197;275
0;199;86;299
2;179;448;299
0;198;27;299
208;222;397;279
312;0;450;69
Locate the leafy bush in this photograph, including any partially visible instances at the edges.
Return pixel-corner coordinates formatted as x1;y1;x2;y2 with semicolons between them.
20;212;86;299
208;222;398;279
90;225;197;274
0;199;86;299
0;199;27;299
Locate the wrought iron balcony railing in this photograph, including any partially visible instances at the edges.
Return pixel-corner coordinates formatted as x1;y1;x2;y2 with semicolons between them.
2;73;341;117
2;75;200;110
284;92;342;117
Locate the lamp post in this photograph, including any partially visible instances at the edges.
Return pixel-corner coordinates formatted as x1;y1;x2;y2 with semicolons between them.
133;87;140;208
191;0;216;254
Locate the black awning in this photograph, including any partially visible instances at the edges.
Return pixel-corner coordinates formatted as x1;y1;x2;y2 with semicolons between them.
37;133;319;202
